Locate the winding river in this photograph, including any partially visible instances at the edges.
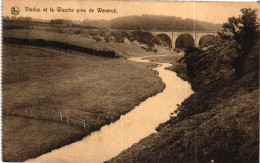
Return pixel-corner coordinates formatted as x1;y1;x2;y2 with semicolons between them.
27;56;193;163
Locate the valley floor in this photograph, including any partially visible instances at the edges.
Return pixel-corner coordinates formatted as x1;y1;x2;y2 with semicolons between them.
108;40;259;163
2;44;166;161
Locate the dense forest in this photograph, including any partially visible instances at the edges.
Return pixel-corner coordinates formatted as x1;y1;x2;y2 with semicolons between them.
108;15;222;32
82;15;222;31
3;14;222;32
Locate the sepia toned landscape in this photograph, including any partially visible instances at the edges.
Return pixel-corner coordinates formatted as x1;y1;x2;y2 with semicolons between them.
2;1;259;163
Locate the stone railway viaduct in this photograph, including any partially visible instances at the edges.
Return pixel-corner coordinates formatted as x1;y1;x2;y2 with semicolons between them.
115;29;219;49
150;31;218;48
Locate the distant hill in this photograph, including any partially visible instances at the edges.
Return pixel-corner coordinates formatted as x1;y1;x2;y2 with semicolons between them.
109;15;222;32
82;19;110;28
3;15;222;32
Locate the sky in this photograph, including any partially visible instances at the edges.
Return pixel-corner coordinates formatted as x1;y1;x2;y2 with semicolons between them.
3;0;260;24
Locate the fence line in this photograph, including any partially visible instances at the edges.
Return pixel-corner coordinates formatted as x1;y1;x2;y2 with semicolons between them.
3;107;94;131
60;112;93;131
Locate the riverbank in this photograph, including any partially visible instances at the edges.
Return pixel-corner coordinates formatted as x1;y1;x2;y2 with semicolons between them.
109;39;259;162
144;52;188;81
2;43;166;161
26;53;192;163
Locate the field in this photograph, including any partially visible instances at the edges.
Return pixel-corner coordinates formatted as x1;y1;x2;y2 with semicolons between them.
3;29;165;58
3;29;122;57
2;115;85;161
2;42;165;161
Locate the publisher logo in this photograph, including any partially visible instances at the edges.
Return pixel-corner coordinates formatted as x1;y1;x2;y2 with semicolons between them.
11;6;20;17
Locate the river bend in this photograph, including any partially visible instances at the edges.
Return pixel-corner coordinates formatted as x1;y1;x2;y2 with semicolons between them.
27;56;193;163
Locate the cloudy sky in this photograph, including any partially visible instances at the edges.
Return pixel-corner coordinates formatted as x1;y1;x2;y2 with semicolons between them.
3;0;260;24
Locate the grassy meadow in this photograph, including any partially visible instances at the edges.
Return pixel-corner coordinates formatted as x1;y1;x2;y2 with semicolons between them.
2;115;85;162
3;29;123;57
3;29;163;58
2;42;164;161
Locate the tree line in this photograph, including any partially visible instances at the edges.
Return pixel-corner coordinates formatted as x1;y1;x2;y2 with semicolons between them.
109;15;222;32
3;14;222;32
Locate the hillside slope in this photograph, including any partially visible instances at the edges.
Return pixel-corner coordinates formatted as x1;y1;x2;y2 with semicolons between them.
108;37;259;162
110;15;221;31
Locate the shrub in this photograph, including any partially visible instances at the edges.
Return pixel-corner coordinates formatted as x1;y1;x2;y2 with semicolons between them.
174;48;181;53
111;31;124;43
153;48;158;53
99;29;106;37
92;35;103;42
72;29;81;35
130;31;159;46
104;35;109;42
218;8;258;77
183;46;202;77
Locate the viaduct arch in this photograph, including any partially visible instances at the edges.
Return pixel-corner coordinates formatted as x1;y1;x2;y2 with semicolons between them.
175;34;194;49
199;35;218;48
155;34;172;47
150;31;218;49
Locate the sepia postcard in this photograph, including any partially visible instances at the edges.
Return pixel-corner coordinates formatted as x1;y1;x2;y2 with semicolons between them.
1;0;259;162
